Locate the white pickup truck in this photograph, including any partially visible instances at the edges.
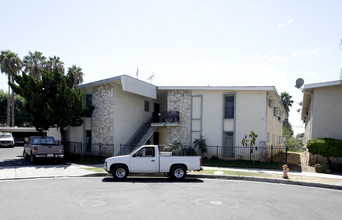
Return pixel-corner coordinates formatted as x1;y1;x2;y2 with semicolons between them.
104;145;202;180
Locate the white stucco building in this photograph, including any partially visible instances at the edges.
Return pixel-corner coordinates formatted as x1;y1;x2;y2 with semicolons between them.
67;75;287;157
67;75;157;155
301;80;342;144
154;86;286;149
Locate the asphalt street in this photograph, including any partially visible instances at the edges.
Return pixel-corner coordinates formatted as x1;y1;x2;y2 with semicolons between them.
1;146;342;219
1;176;341;220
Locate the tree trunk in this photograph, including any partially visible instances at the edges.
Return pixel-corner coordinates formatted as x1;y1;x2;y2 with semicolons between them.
7;75;11;127
60;127;66;143
11;76;15;127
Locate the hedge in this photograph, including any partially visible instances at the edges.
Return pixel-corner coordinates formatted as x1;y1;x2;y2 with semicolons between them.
307;138;342;158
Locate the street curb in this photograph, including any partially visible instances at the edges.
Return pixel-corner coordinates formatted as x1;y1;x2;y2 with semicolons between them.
188;174;342;190
1;171;341;191
81;173;108;178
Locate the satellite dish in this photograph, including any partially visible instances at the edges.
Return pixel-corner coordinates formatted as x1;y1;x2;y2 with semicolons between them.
295;78;304;89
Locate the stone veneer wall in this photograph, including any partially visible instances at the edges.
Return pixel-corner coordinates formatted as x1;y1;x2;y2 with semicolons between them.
92;83;115;144
167;90;192;146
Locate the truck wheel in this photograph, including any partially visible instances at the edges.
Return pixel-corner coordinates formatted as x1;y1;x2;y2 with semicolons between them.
171;165;186;180
23;150;28;159
30;155;36;164
112;165;128;180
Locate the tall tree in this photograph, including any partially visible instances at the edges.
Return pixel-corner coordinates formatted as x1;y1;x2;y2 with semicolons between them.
67;65;84;87
0;50;22;127
23;51;46;78
10;68;85;140
0;90;32;127
45;56;65;74
280;91;294;114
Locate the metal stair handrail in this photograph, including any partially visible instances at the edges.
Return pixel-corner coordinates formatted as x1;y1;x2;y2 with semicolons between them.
126;117;152;146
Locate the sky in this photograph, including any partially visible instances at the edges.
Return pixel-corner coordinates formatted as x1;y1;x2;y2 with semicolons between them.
1;0;342;135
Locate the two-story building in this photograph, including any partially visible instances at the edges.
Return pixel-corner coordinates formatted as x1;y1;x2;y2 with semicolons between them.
67;75;287;158
301;80;342;143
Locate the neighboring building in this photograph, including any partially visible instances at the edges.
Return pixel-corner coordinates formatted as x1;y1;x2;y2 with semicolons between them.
301;80;342;144
0;127;61;145
68;75;287;157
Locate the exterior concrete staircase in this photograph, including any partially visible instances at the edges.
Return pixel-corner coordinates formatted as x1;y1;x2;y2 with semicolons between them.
120;118;155;155
136;127;155;146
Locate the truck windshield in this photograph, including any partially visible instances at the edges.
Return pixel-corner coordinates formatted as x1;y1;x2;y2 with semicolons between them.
0;134;13;138
32;137;56;145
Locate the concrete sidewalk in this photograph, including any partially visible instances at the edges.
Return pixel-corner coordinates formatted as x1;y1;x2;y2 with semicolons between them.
202;166;342;179
196;166;342;190
0;164;106;180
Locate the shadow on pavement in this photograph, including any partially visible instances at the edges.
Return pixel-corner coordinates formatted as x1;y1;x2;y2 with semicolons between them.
0;156;67;167
0;156;31;167
102;176;204;183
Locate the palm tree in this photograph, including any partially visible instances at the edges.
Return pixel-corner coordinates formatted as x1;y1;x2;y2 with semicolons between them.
280;91;294;114
0;50;22;127
68;65;84;87
23;51;46;78
45;56;65;74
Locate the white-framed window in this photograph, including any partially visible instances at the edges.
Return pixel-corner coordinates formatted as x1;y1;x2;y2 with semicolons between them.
223;132;234;157
85;94;92;108
144;101;150;112
224;95;234;118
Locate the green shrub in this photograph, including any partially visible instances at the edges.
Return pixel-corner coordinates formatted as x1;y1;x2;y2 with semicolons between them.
314;163;330;173
193;137;207;156
211;155;219;160
180;147;197;156
330;163;342;173
307;138;342;159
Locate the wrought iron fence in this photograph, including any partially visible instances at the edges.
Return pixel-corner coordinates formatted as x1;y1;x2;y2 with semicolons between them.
204;145;287;163
152;111;180;123
63;141;114;158
119;144;287;164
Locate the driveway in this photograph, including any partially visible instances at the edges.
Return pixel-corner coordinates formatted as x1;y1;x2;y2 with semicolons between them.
0;146;31;167
0;146;101;180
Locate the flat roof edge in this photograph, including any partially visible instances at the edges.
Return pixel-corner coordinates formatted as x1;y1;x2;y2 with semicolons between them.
157;86;275;91
304;80;341;89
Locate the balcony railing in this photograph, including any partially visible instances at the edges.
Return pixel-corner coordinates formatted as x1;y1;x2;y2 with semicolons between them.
151;111;180;124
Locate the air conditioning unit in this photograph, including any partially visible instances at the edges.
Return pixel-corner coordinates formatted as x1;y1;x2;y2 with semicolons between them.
274;107;281;117
268;99;278;108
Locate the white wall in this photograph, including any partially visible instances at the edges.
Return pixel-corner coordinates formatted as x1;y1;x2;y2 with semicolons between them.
192;90;223;146
266;100;284;146
191;90;268;147
311;85;342;140
113;82;155;154
68;125;83;143
46;127;62;142
121;75;157;99
235;91;267;146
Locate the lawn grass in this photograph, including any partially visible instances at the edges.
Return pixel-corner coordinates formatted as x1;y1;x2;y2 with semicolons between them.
82;167;107;173
189;169;282;179
202;159;282;170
